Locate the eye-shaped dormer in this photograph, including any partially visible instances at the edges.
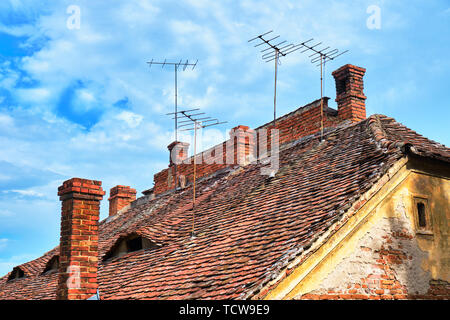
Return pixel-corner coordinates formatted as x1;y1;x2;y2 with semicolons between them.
103;233;159;262
42;255;59;275
7;266;26;282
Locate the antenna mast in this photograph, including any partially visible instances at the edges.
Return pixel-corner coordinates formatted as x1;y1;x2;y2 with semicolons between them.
297;40;348;140
249;31;304;126
171;109;227;237
147;59;198;190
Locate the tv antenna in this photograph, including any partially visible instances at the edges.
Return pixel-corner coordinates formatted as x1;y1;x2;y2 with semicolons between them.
147;59;198;142
169;108;227;237
248;31;304;126
148;59;198;192
297;39;348;139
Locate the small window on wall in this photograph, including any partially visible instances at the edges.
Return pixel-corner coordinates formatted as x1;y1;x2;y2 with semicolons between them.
417;203;427;228
413;196;432;235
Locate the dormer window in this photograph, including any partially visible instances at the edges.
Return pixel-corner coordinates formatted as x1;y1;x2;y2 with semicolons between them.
7;267;26;281
126;236;143;252
103;234;158;261
42;255;59;275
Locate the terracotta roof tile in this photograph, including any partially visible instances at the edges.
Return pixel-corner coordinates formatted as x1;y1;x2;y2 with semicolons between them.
1;115;449;300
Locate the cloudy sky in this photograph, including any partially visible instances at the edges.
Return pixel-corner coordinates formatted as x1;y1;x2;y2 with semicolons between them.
0;0;449;276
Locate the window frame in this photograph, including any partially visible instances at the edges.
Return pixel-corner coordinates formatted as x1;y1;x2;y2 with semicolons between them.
412;195;433;236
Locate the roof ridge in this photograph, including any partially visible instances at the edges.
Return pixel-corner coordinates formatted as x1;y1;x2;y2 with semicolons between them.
254;97;333;131
368;114;450;163
367;114;397;149
367;114;418;152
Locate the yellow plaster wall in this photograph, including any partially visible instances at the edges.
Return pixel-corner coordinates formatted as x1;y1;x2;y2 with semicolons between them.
265;159;449;299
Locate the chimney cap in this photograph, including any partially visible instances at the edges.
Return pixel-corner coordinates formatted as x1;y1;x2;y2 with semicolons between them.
229;125;253;138
167;141;190;151
109;185;137;199
57;177;105;200
231;125;250;131
332;64;366;77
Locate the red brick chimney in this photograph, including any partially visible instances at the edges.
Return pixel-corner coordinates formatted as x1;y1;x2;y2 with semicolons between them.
168;141;190;166
332;64;367;122
108;185;136;217
228;125;256;165
56;178;105;300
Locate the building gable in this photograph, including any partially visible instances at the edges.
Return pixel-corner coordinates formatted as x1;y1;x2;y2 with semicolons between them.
264;156;450;300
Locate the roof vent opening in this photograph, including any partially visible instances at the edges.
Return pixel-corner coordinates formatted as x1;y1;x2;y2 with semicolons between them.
42;255;59;275
126;236;143;252
103;234;159;261
7;267;25;281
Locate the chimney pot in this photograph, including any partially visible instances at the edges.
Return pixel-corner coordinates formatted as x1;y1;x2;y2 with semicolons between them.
228;125;256;165
332;64;367;123
167;141;190;166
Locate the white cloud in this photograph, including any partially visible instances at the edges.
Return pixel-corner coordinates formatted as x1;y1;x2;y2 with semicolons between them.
0;239;8;251
77;89;95;102
0;61;20;90
7;189;46;198
116;111;143;128
15;87;51;103
184;85;217;109
0;114;14;127
0;23;34;37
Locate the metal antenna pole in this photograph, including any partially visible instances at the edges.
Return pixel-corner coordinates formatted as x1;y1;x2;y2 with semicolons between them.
170;109;227;237
193;120;197;208
249;31;304;126
147;59;198;191
296;39;348;140
175;64;178;142
192;120;197;236
274;49;279;126
320;54;323;140
175;64;178;184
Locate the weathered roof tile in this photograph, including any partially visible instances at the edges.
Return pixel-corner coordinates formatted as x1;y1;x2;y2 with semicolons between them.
1;115;448;300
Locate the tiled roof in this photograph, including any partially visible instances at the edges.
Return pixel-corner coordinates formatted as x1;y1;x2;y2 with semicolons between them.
0;114;448;300
0;247;59;299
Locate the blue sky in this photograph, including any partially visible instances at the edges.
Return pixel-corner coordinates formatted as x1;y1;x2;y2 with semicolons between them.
0;0;449;276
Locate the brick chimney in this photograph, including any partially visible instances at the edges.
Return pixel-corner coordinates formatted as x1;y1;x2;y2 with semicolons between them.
56;178;105;300
168;141;190;166
108;185;136;216
332;64;367;123
228;125;256;165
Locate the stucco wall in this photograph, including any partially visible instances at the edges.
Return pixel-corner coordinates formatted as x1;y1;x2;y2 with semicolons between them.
293;167;449;299
263;159;449;300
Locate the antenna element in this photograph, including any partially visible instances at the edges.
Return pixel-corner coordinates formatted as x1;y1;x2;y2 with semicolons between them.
147;59;198;191
249;31;303;126
167;109;227;238
297;39;348;139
